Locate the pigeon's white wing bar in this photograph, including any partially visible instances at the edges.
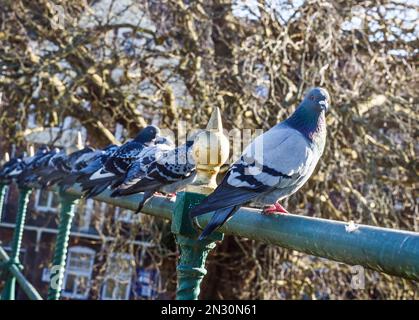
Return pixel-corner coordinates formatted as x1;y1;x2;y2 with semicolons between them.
89;168;115;180
227;125;315;190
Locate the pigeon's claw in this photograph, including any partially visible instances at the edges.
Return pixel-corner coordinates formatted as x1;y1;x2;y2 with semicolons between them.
262;202;288;215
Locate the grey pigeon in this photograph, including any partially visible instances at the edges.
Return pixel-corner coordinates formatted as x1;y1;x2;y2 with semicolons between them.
65;144;119;189
190;87;330;240
80;125;160;199
0;156;25;184
20;147;61;187
111;134;198;213
16;145;51;187
36;146;95;188
110;136;175;196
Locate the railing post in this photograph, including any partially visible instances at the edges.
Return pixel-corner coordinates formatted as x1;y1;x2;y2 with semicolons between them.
47;191;79;300
0;183;8;223
1;187;32;300
171;107;229;300
0;153;10;223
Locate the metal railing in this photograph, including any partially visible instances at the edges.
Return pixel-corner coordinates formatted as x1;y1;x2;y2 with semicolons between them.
0;246;43;300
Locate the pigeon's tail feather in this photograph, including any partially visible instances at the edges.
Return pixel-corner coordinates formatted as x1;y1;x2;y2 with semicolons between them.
39;171;65;187
110;185;136;197
59;174;80;190
83;182;110;199
110;176;126;190
110;189;122;198
110;180;156;197
79;175;113;194
135;191;154;214
75;168;98;183
198;206;239;240
189;177;264;219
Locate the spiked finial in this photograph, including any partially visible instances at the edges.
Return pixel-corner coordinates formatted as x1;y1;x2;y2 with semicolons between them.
187;107;230;195
206;107;223;130
28;145;35;157
0;152;10;166
76;131;84;150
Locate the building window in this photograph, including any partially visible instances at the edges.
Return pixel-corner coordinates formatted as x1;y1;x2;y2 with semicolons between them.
74;199;94;232
34;189;60;213
135;268;160;299
62;246;95;300
101;253;133;300
41;268;50;282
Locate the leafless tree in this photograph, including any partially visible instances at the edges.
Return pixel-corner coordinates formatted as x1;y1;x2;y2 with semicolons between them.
0;0;417;299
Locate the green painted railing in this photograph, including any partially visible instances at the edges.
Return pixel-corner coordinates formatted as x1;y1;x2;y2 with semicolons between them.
1;187;32;300
3;183;419;300
0;184;8;223
48;191;80;300
64;185;419;283
0;246;43;300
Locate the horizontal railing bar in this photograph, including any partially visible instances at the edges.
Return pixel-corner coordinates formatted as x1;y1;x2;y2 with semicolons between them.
65;185;174;220
0;223;155;247
62;185;419;281
195;208;419;281
0;246;43;300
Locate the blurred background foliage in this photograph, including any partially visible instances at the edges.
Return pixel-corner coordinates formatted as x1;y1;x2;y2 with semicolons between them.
0;0;417;299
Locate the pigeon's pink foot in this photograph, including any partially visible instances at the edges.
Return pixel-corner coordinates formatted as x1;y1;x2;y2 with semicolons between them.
154;191;164;196
263;203;288;215
166;192;177;202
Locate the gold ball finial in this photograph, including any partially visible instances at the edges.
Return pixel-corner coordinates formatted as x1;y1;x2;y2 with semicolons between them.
187;107;230;195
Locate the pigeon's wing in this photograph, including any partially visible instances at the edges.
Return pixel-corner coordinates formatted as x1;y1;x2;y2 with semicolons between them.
75;156;105;182
116;144;194;194
103;141;144;174
111;143;176;196
73;150;101;171
117;162;148;190
190;126;315;219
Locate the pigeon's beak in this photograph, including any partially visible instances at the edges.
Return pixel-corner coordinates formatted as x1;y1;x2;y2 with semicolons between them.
319;100;329;112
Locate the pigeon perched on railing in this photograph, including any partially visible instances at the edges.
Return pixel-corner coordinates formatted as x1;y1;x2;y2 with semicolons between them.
16;145;52;187
79;125;161;199
0;155;25;184
59;144;119;190
110;135;175;195
111;134;198;213
36;146;96;188
190;87;330;240
18;147;61;187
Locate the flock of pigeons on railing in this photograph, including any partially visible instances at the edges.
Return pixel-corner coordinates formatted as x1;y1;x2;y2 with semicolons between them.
0;87;331;239
0;125;196;214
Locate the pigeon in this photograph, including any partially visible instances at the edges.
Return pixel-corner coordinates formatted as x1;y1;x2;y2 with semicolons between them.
190;87;330;240
19;147;61;187
79;125;160;199
0;155;25;184
58;143;119;190
111;133;199;213
15;145;52;187
110;135;175;195
36;146;96;188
